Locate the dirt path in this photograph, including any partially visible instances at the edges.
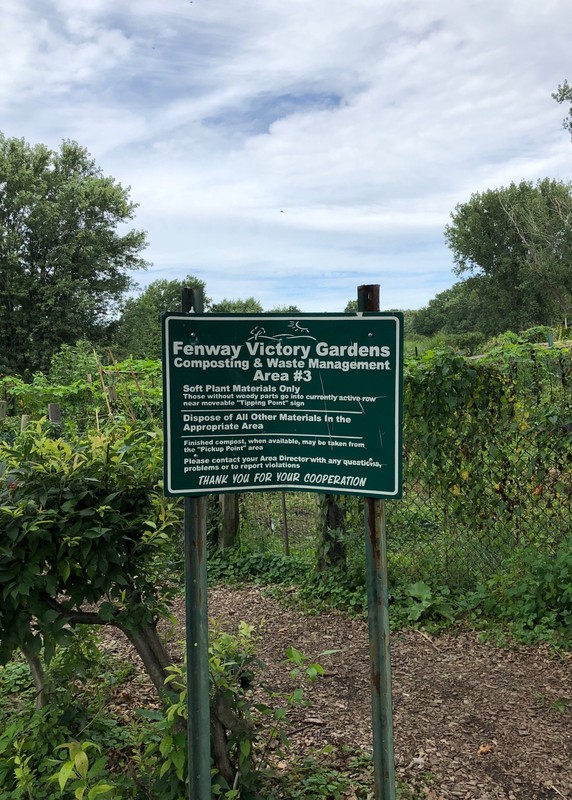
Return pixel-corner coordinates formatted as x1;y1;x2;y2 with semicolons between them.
105;585;571;799
198;586;572;800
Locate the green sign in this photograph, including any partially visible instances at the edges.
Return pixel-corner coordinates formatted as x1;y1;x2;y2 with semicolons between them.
162;313;403;497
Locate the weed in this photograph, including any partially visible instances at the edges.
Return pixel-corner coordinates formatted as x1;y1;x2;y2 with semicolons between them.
551;697;571;715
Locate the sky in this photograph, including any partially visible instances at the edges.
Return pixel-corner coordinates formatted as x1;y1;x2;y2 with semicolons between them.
1;0;571;313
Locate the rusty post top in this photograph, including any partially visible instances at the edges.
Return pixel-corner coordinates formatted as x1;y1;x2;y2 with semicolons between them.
357;284;380;313
182;287;204;314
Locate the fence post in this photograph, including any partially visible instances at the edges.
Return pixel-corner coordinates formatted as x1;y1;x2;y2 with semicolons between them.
48;403;62;427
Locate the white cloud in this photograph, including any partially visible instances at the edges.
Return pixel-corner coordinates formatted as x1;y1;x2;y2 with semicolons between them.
1;0;571;311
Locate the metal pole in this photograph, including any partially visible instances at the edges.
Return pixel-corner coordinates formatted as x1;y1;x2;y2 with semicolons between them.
181;288;211;800
358;284;396;800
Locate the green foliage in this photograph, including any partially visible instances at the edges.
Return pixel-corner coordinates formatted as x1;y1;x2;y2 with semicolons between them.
516;325;556;345
208;549;310;586
0;654;37;701
404;348;509;493
132;624;326;799
0;373;91;421
0;421;180;665
210;298;263;313
266;305;302;313
405;347;571;543
0;704;78;799
412;277;490;338
480;544;572;646
295;565;367;616
553;78;572;140
114;276;209;359
49;341;100;386
49;741;117;800
102;357;164;420
391;582;456;630
0;593;427;799
47;626;135;703
0;352;166;428
444;178;572;334
0;701;124;800
0;133;147;377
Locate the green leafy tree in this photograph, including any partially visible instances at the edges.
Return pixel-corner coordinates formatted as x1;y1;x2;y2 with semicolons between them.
553;79;572;140
445;179;572;333
266;304;301;313
114;275;208;358
210;297;262;313
0;423;180;700
49;340;99;385
0;134;147;377
412;278;489;337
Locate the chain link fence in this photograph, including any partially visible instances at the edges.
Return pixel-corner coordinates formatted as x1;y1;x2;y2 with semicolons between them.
2;347;570;591
386;349;570;587
241;348;572;590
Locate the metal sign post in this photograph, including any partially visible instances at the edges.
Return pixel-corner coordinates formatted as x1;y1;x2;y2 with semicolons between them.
359;285;396;800
181;288;211;800
162;286;400;800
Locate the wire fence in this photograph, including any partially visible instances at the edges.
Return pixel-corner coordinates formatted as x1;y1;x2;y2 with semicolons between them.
238;348;572;589
2;347;570;590
389;350;570;587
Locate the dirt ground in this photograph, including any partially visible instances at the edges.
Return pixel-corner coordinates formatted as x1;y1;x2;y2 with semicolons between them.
110;585;572;799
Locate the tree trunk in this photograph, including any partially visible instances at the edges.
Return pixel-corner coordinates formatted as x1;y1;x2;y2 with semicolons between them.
280;493;290;556
218;493;239;550
118;620;176;699
41;594;177;701
37;594;258;785
21;641;48;710
317;493;347;570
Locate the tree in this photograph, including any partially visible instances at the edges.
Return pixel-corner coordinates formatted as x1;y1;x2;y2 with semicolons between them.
553;79;572;140
445;179;572;333
114;275;208;358
211;298;263;313
0;423;179;701
0;134;147;377
317;494;347;570
412;278;489;337
267;304;301;313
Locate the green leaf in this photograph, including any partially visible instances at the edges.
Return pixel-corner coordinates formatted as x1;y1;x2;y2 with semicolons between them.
407;603;424;622
407;582;432;602
58;760;76;791
74;750;89;780
88;785;115;800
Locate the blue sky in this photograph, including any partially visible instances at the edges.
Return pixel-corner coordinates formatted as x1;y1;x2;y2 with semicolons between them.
1;0;571;312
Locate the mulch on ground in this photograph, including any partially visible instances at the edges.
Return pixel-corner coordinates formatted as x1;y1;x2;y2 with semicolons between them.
106;585;572;799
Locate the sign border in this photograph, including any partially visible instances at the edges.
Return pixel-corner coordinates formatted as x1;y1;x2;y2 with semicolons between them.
162;312;403;498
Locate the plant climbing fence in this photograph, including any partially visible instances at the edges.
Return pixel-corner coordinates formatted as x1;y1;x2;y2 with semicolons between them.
1;345;570;590
382;345;571;587
240;346;572;589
